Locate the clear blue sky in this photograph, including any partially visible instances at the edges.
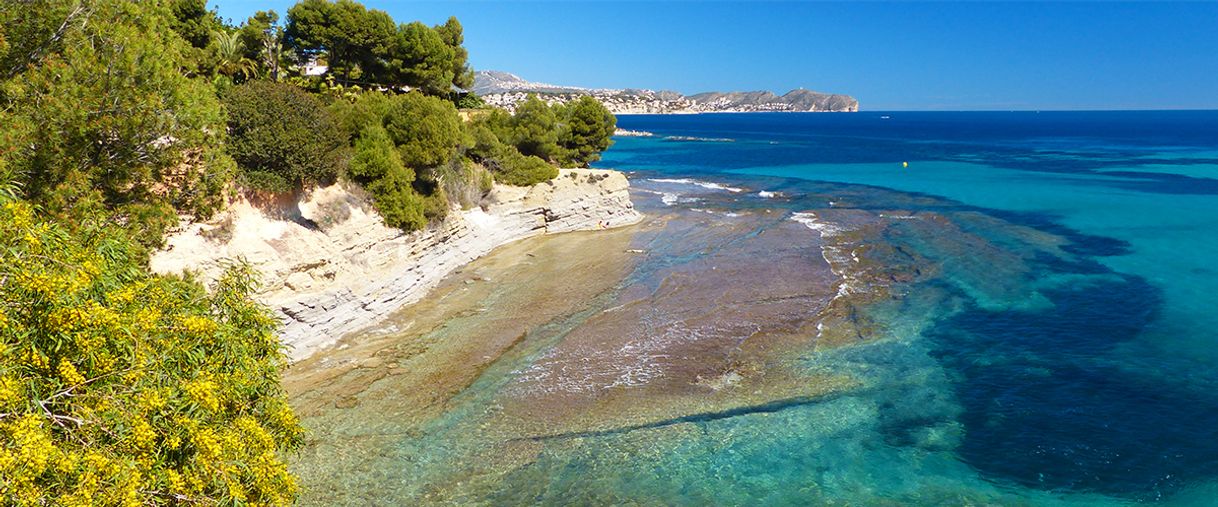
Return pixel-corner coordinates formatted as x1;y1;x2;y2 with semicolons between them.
211;1;1218;111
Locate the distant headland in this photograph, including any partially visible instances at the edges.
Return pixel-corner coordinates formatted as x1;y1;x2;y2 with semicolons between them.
473;70;859;114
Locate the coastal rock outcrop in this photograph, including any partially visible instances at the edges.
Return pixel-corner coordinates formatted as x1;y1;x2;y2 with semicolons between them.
151;169;641;362
474;70;859;114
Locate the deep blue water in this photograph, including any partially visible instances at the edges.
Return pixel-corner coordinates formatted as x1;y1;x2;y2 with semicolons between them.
596;111;1218;504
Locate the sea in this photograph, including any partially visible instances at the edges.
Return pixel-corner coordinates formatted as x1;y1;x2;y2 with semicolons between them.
290;111;1218;506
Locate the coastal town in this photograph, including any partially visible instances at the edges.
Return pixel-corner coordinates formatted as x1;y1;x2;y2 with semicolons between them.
474;70;860;114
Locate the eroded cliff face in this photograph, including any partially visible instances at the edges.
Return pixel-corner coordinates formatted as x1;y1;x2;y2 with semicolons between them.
151;169;641;361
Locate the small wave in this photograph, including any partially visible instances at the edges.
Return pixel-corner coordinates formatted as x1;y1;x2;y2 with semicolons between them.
758;191;784;199
614;128;655;137
690;208;742;217
635;188;702;206
790;211;864;333
790;212;843;238
648;178;746;193
662;194;703;206
663;135;735;143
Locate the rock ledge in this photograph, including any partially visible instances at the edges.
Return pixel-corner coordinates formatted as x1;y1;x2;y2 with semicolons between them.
151;169;641;361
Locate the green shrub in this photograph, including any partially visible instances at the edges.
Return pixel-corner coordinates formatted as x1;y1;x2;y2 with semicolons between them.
366;167;427;231
385;92;462;169
509;95;561;161
488;146;558;187
437;158;493;210
463;120;505;162
349;125;408;182
329;91;394;144
455;93;486;109
0;198;304;505
2;0;233;223
239;170;293;194
557;95;616;167
422;187;450;223
223;81;344;188
350;125;428;231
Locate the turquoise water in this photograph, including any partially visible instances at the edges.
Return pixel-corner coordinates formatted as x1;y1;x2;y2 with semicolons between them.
592;111;1218;504
291;112;1218;505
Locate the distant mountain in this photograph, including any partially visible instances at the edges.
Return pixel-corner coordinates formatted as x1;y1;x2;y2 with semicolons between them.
472;70;610;96
472;71;858;113
688;89;859;112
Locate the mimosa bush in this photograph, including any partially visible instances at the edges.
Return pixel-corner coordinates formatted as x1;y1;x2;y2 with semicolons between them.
0;198;304;506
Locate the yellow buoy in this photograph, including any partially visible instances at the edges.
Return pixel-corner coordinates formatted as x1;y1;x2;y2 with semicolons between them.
902;161;909;168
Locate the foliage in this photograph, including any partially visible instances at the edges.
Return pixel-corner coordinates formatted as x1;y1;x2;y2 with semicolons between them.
284;0;397;84
1;0;235;234
388;22;456;95
0;198;304;505
168;0;221;49
486;145;558;187
463;119;506;162
463;108;557;186
366;168;428;232
437;158;493;210
0;1;81;80
328;91;394;143
210;30;259;81
348;123;425;231
222;81;345;190
384;92;462;169
471;95;616;173
168;0;224;76
283;1;472;93
349;125;406;182
556;96;616;167
238;10;286;81
434;17;473;91
455;93;486;110
508;95;562;161
330;91;467;231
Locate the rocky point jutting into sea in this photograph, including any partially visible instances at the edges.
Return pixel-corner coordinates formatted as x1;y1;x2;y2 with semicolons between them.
275;168;1109;505
151;169;640;362
473;70;860;114
248;109;1218;506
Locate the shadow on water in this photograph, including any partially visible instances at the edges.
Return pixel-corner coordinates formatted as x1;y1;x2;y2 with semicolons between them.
632;170;1218;502
927;266;1218;501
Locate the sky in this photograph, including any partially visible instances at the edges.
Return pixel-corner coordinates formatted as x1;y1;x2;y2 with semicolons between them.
210;1;1218;111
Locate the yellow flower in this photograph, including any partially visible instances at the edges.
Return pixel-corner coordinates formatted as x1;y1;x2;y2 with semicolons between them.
55;450;81;474
3;201;33;229
58;358;87;385
26;349;48;370
0;376;22;408
193;428;222;461
166;469;186;493
130;419;155;450
132;307;161;332
137;389;167;412
183;377;220;412
180;315;217;335
6;414;58;478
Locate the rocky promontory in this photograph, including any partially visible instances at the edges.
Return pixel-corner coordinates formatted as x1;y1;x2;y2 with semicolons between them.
474;70;859;114
151;169;641;361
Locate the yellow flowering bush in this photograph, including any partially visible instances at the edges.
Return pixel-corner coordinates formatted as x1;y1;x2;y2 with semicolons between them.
0;198;304;505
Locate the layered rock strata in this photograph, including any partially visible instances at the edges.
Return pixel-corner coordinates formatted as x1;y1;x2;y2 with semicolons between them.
151;169;642;361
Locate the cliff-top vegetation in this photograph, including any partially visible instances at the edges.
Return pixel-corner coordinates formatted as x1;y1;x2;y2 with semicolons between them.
0;0;616;503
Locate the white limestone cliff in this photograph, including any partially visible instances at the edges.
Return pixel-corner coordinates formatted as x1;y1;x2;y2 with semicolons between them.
151;169;641;362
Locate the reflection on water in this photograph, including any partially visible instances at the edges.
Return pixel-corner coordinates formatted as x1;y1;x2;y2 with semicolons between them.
286;172;1190;505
